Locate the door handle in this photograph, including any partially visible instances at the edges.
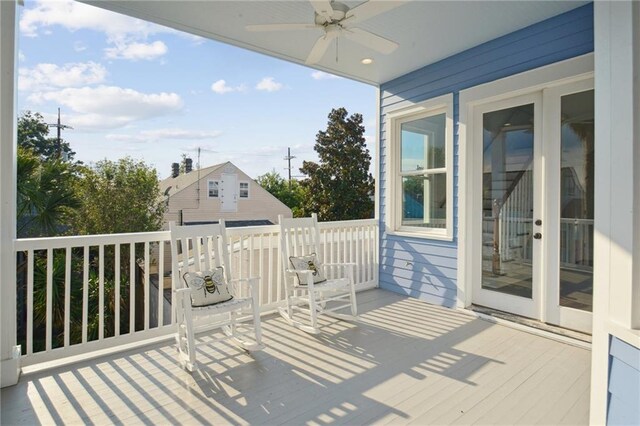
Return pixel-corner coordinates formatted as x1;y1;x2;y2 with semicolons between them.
533;232;542;240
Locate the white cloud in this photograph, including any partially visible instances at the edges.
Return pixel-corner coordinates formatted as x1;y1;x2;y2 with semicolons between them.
18;51;26;62
255;77;283;92
73;41;87;52
311;71;342;80
105;41;168;61
144;128;222;140
106;130;222;145
20;0;165;40
28;85;183;130
20;0;172;61
211;79;247;94
19;62;107;91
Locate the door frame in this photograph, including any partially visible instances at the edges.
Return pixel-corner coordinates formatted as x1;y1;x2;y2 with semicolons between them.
458;54;594;323
470;92;543;320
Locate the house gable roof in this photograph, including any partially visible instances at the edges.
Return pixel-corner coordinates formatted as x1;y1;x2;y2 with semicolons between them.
159;162;225;198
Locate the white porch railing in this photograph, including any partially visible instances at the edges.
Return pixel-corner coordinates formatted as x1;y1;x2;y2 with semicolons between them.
14;219;378;367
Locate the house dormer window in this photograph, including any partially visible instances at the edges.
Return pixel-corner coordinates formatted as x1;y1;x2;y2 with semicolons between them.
208;180;219;198
239;182;249;198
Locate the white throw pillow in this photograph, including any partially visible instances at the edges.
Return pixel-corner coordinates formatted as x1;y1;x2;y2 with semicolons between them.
289;253;326;286
182;268;233;307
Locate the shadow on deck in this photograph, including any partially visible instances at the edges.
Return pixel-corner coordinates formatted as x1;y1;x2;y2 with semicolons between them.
1;289;591;425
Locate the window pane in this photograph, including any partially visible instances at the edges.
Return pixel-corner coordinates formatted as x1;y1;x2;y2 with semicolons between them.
401;173;446;228
401;113;446;172
208;181;218;197
560;90;594;312
481;104;534;299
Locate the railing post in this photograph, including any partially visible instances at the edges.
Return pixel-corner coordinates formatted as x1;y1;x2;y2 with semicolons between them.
0;0;20;387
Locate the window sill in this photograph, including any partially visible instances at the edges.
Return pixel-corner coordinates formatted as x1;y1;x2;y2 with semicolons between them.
385;228;454;242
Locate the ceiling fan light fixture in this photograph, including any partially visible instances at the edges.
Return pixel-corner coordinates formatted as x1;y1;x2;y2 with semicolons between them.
361;58;373;65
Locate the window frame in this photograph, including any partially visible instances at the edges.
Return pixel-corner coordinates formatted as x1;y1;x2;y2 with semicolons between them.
239;181;249;199
386;93;454;241
207;180;219;198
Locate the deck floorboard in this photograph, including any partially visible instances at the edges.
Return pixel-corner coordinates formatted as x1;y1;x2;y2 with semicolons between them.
1;289;591;425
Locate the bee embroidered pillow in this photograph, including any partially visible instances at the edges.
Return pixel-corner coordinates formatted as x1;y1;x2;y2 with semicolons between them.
182;268;233;307
289;253;327;286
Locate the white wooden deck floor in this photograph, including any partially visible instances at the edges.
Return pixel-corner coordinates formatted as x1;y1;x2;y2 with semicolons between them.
1;289;591;425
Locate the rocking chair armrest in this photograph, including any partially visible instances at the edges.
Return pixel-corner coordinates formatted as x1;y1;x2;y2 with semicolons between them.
229;277;260;295
322;262;356;267
285;268;313;275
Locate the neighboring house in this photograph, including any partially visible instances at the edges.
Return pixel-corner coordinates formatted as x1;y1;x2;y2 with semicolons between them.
159;160;292;228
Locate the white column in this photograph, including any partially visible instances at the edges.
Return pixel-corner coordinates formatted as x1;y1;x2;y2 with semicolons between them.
0;0;19;388
591;1;640;423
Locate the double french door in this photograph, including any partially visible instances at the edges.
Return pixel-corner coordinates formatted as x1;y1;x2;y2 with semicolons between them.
472;79;594;333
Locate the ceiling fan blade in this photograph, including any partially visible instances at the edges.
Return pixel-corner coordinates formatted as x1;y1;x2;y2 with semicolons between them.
343;27;398;54
344;0;409;25
305;32;338;64
310;0;334;22
246;23;318;32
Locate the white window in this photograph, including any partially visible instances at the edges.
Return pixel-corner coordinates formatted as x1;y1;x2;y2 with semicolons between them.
387;93;454;240
208;180;219;198
239;182;249;198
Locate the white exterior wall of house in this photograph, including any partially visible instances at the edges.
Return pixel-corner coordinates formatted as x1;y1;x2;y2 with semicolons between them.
0;0;20;387
163;162;292;227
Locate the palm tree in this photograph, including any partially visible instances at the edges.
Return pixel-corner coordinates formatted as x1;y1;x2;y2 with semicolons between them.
17;147;80;238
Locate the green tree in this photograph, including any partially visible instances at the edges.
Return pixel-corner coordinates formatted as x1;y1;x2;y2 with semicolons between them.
300;108;374;221
17;147;80;238
70;157;165;235
256;170;307;217
18;110;76;161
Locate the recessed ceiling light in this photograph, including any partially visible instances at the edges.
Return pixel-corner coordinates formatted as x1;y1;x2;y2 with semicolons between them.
361;58;373;65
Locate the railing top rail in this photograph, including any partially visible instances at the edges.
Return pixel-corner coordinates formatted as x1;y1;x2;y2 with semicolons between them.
318;218;377;228
15;230;171;250
14;218;378;250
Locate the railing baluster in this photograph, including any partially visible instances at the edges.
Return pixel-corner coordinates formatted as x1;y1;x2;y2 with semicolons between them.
46;249;53;351
258;233;264;305
158;241;164;328
144;241;150;331
130;243;135;334
82;246;89;344
115;244;121;337
268;233;274;305
64;247;71;348
26;249;33;355
99;244;104;340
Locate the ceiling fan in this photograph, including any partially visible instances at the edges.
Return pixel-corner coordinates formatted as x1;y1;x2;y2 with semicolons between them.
245;0;407;64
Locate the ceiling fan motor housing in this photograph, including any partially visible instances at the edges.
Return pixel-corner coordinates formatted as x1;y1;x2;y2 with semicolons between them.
314;1;349;25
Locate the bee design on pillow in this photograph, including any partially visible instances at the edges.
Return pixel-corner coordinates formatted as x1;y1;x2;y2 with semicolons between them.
307;260;319;276
203;274;219;294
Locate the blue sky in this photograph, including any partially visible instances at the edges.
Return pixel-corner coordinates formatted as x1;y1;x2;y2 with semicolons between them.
17;0;377;179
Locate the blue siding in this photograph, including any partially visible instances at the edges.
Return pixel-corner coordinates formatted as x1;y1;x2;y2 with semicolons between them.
607;337;640;425
378;4;594;305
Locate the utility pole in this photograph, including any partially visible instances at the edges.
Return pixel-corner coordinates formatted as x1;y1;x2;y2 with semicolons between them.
284;147;296;187
47;107;73;159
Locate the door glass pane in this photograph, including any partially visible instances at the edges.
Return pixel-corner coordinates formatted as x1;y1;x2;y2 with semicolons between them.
401;113;446;171
481;104;534;298
560;90;594;311
402;173;446;228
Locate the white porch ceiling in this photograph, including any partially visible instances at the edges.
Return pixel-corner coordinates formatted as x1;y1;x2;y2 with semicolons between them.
85;1;588;86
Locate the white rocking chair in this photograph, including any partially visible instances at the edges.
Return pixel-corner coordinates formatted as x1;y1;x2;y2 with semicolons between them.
170;220;263;371
278;214;358;334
